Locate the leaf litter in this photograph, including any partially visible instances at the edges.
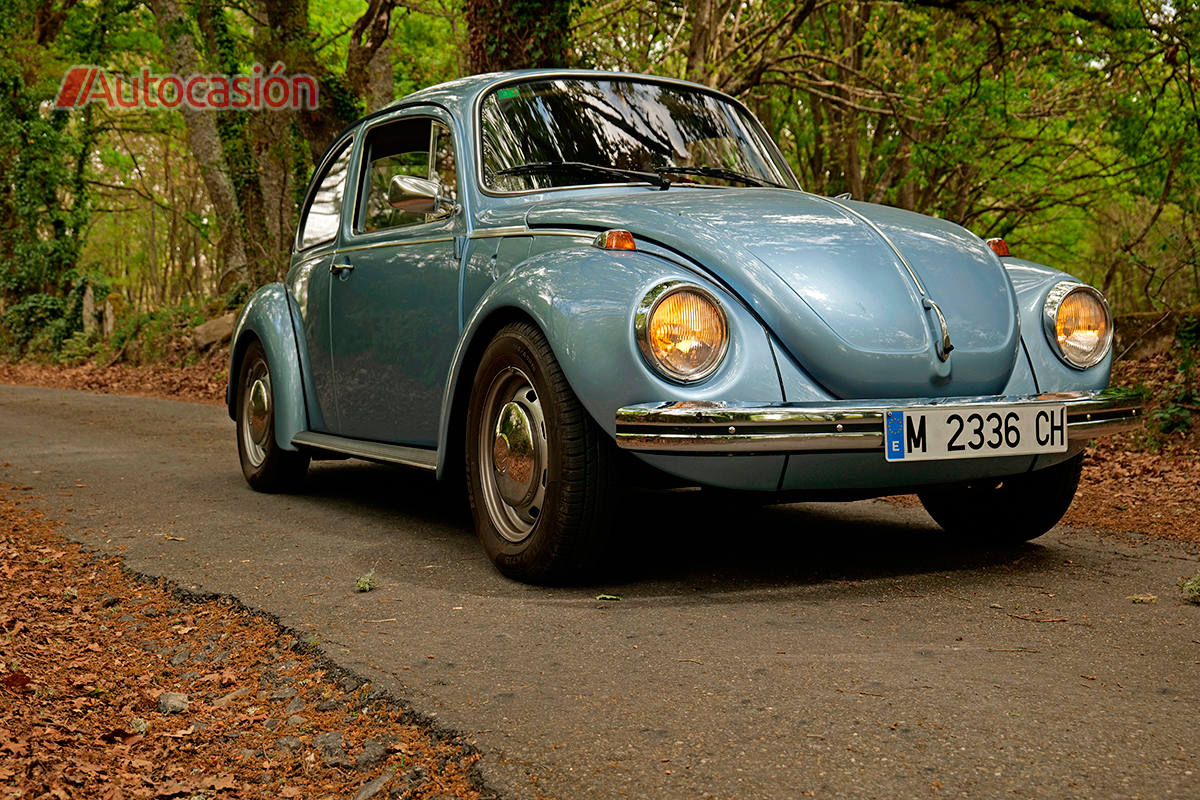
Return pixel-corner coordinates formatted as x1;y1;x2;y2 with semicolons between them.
0;485;489;800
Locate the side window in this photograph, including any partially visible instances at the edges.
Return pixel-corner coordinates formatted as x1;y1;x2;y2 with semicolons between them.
359;118;457;232
298;139;353;250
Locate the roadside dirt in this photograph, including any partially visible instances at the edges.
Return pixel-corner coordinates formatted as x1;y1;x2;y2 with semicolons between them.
0;485;489;800
1;347;1197;543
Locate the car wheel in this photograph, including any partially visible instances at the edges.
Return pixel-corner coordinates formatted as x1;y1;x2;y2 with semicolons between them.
917;453;1083;544
466;321;613;583
236;339;310;492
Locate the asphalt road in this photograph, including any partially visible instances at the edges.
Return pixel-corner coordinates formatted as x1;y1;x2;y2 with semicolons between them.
1;384;1198;799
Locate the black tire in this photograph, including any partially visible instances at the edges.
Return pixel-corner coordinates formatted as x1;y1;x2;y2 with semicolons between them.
918;453;1083;544
465;321;613;583
235;339;310;492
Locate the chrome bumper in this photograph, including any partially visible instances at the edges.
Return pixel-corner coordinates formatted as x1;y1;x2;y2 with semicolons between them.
615;390;1142;454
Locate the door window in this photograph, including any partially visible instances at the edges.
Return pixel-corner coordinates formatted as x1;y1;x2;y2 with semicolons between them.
358;118;457;232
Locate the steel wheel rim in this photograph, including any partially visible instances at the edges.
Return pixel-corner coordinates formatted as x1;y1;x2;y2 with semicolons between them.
478;366;548;543
241;358;272;468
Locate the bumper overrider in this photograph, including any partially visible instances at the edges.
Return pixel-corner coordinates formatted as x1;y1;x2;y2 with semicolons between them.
615;389;1142;455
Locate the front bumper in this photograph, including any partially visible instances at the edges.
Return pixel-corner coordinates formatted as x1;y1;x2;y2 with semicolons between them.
615;389;1142;454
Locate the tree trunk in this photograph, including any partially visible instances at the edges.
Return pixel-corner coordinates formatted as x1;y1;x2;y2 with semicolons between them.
148;0;250;284
466;0;576;73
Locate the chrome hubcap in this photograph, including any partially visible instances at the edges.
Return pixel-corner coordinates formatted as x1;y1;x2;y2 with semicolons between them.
479;367;547;543
493;401;537;506
248;378;270;442
241;359;272;468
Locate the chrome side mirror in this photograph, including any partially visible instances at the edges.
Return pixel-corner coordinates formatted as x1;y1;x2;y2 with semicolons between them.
387;174;456;218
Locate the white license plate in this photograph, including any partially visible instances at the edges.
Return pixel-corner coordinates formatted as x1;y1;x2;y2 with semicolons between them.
883;404;1068;462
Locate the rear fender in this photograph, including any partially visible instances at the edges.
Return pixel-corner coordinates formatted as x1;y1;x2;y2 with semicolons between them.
227;283;308;452
435;245;786;483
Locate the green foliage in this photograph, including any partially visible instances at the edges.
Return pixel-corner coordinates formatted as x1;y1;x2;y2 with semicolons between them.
2;294;68;348
354;569;378;593
1149;404;1192;435
3;0;1198;365
1180;572;1200;605
1146;314;1199;439
58;330;105;365
578;0;1200;312
104;301;207;365
0;0;123;353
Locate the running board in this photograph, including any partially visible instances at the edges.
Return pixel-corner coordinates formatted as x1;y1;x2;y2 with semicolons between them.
291;431;437;471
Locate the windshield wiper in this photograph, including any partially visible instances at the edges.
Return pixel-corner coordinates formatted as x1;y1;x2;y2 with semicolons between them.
653;165;787;189
496;161;671;190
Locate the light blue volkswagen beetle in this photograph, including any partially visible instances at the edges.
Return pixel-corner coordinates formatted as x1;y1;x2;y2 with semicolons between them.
227;69;1141;582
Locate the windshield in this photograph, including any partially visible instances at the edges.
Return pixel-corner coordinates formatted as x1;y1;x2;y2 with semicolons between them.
479;78;797;192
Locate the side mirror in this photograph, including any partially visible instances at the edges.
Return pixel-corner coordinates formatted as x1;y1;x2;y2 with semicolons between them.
387;174;455;218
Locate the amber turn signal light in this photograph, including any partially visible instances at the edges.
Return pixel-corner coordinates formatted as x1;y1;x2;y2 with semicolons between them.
986;237;1011;257
593;229;636;250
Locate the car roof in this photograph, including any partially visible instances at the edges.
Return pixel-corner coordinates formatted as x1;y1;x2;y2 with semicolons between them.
379;68;725;117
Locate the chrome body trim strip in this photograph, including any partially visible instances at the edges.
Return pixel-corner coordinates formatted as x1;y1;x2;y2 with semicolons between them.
337;236;456;254
614;390;1142;454
469;227;593;240
468;226;527;238
292;431;437;470
527;229;594;238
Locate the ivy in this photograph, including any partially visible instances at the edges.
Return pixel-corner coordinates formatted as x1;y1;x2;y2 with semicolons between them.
466;0;582;73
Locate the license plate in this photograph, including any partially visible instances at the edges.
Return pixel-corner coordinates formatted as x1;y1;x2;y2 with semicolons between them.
884;404;1068;462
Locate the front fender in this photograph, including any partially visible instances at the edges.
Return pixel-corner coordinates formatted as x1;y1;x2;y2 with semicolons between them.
435;245;787;486
227;283;308;452
1004;258;1112;392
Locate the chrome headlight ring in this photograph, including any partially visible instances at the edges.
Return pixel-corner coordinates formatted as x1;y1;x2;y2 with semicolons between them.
1042;281;1113;369
634;281;729;384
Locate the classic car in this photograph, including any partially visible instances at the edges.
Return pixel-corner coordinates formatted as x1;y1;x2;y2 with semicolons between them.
227;69;1141;583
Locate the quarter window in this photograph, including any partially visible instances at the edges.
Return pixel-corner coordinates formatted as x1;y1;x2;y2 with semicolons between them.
298;139;353;250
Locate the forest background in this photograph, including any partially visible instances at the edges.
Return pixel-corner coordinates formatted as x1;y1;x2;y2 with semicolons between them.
0;0;1196;364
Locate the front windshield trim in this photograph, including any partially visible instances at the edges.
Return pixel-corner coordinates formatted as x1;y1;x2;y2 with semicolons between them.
472;72;800;198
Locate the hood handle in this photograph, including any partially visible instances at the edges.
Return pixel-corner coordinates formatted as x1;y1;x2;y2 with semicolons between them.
923;297;954;361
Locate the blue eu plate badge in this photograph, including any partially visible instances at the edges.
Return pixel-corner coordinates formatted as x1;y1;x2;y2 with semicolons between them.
885;411;905;460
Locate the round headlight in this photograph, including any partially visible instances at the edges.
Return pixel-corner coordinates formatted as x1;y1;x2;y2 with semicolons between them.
636;283;728;382
1043;283;1112;369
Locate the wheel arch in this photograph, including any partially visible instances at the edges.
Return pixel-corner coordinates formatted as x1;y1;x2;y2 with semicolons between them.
227;283;309;452
439;304;539;482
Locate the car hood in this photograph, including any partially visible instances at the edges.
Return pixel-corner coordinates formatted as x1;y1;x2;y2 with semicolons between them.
525;189;1020;400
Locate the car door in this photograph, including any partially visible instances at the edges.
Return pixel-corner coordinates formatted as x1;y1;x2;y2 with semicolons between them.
293;135;354;432
328;111;462;446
